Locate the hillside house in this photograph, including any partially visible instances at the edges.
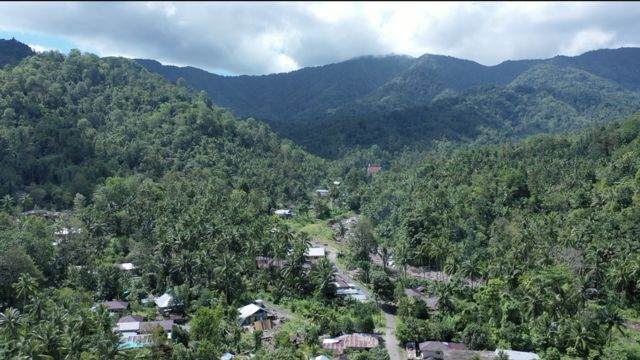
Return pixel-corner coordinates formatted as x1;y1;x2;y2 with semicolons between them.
305;247;326;263
367;165;382;174
238;302;271;328
154;293;175;313
118;263;136;272
322;333;380;355
493;350;540;360
316;189;330;197
274;209;293;218
94;300;129;314
418;341;467;359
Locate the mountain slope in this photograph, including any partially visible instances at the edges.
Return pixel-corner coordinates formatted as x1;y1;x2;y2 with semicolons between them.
0;50;325;208
138;47;640;158
137;55;414;126
0;38;35;67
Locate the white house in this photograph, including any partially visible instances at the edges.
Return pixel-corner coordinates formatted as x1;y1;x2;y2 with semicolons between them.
306;247;326;262
274;209;293;218
154;293;174;311
238;302;269;326
316;189;330;197
494;349;540;360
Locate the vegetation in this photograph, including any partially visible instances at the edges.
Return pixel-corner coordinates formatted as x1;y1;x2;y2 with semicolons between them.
2;38;640;359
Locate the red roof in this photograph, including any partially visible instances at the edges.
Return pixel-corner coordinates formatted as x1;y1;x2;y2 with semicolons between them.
323;334;380;354
367;166;382;174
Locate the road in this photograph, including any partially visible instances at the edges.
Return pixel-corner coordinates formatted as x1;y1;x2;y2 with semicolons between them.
318;241;403;360
383;308;403;360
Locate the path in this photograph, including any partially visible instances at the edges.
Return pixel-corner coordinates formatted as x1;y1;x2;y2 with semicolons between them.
317;240;402;360
383;307;403;360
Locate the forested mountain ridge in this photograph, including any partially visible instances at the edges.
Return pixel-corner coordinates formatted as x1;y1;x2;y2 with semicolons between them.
358;114;640;358
138;47;640;158
0;38;35;67
136;55;414;124
0;49;326;209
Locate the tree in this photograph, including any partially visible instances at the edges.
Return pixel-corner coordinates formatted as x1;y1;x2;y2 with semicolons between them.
310;258;337;299
0;248;43;306
190;305;226;353
598;305;626;345
348;218;377;262
371;271;394;302
12;273;39;308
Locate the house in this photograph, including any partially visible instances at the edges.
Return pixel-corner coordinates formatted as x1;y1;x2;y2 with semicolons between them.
367;165;382;174
220;353;235;360
238;302;270;327
154;293;174;312
118;315;145;323
333;181;341;186
313;356;332;360
118;263;136;271
306;247;326;263
139;320;174;335
418;342;467;359
493;349;540;360
316;189;330;197
256;256;285;269
406;342;418;359
95;300;129;313
404;287;439;311
334;275;368;302
274;209;293;218
322;333;380;355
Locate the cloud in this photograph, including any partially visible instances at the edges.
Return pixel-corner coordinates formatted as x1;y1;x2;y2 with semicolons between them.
0;2;639;75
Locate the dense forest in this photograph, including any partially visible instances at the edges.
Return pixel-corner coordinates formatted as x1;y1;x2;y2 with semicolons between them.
358;114;640;359
139;48;640;158
1;39;640;360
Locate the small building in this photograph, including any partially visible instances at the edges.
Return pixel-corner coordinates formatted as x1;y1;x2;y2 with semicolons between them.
95;300;129;313
322;333;380;355
118;315;145;323
367;165;382;175
306;247;326;263
316;189;330;197
118;263;136;272
256;256;285;269
333;181;341;186
154;293;174;312
493;349;540;360
406;342;418;359
220;353;235;360
139;320;174;335
274;209;293;218
418;342;467;359
238;302;270;327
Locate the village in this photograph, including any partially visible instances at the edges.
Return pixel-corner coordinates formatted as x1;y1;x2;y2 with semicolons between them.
40;166;539;360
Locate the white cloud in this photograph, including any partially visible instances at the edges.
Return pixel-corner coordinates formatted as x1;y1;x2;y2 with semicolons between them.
0;2;639;74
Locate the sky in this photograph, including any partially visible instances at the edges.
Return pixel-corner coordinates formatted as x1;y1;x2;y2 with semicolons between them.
0;2;639;76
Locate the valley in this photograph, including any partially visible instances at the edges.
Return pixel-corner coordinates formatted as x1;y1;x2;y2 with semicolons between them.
1;35;640;360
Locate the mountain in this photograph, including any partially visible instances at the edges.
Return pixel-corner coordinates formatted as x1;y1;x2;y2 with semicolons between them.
0;50;325;208
136;55;414;125
0;38;35;67
139;48;640;158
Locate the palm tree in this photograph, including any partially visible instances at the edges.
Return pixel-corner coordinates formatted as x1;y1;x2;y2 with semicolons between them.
599;305;626;345
310;258;336;299
0;308;24;346
13;274;39;308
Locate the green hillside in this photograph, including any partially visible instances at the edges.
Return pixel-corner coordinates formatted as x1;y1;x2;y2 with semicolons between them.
0;50;325;209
